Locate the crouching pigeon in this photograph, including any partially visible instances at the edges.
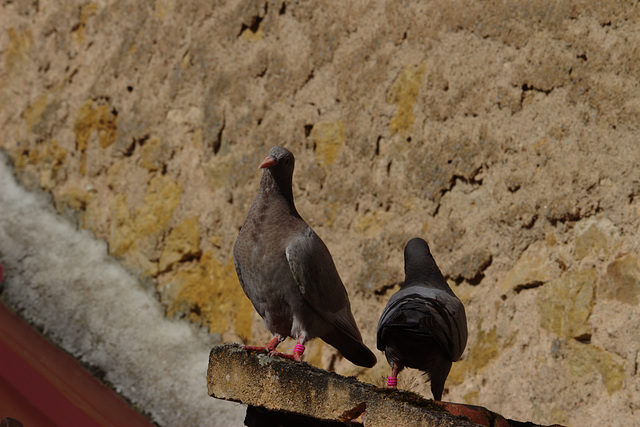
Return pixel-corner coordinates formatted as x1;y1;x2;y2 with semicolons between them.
377;237;468;400
233;146;376;368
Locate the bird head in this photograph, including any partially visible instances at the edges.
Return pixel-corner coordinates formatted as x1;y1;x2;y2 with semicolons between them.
258;146;296;201
259;146;295;170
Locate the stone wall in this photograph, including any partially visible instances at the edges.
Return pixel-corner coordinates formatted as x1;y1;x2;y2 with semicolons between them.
1;1;640;426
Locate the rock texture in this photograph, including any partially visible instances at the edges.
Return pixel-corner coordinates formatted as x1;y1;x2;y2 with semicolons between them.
1;1;640;426
208;344;499;427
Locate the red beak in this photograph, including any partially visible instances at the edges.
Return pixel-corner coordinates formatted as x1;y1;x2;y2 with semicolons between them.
259;155;278;169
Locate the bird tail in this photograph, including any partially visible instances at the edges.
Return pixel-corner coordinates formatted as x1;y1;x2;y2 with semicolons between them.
322;329;377;368
427;358;452;401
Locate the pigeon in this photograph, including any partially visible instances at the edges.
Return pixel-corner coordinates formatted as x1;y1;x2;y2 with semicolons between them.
233;146;376;368
377;237;468;400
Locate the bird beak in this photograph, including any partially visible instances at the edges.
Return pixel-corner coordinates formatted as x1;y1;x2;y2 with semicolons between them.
259;155;278;169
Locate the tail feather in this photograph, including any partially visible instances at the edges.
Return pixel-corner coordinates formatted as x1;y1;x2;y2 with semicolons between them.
428;358;452;401
322;328;377;368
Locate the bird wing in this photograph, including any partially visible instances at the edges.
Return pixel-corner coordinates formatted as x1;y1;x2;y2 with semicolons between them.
377;287;468;361
233;249;246;293
285;227;364;342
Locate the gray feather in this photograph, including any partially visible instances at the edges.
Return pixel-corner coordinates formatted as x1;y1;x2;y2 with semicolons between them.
233;146;376;368
377;237;468;399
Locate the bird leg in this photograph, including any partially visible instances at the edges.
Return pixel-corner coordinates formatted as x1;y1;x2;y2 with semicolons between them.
387;363;403;388
242;335;284;353
268;336;306;362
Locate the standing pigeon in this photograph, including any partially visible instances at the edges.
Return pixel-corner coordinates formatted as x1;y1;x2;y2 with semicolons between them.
233;146;376;368
377;237;468;400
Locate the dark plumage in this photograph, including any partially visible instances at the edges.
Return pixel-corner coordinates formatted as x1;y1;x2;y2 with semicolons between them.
377;237;468;400
233;146;376;368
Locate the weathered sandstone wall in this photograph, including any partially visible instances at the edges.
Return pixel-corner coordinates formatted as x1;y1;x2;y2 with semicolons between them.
1;1;639;425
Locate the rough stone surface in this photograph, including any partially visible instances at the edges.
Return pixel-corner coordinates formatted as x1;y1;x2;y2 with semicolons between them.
208;344;489;427
538;268;597;341
600;254;640;305
2;1;640;426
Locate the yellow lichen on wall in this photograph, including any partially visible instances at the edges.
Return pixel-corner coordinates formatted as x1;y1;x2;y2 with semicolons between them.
463;389;480;405
108;175;182;277
447;322;499;387
74;99;118;174
209;234;222;248
574;223;612;260
106;159;126;189
162;251;253;339
537;268;596;340
10;135;68;189
181;52;191;70
28;139;68;190
532;404;569;427
110;194;137;257
310;121;344;167
567;340;625;395
41;141;68;190
154;0;175;19
133;175;182;236
202;155;235;189
241;21;263;42
322;201;339;228
500;240;561;294
71;3;99;45
5;28;33;74
55;187;92;213
535;267;624;394
22;94;49;131
139;137;163;171
465;323;499;371
159;217;201;272
192;128;203;149
354;210;391;235
387;61;427;134
600;254;640;305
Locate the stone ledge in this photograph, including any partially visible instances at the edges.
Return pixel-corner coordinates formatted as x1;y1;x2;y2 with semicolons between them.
207;344;534;427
